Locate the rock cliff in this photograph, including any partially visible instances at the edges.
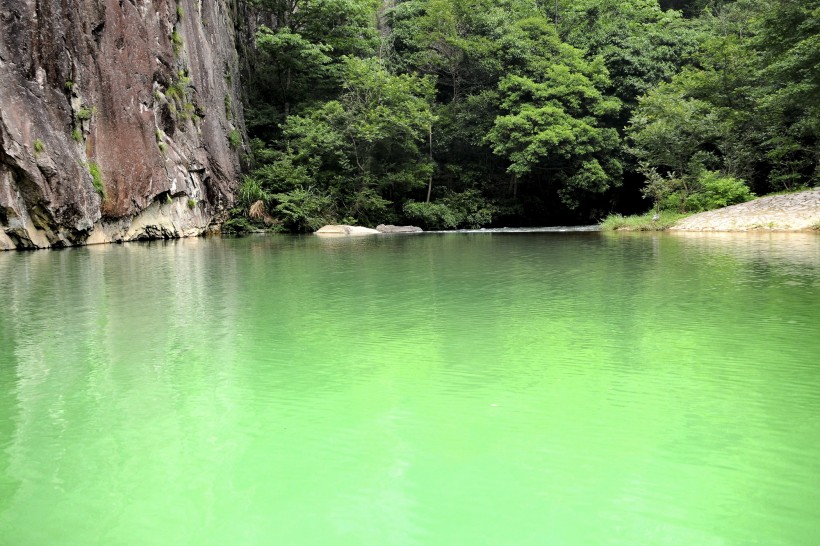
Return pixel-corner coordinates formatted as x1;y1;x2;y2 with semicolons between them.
0;0;246;250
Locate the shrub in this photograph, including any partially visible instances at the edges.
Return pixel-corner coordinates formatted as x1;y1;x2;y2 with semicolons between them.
685;171;755;212
72;128;83;142
272;187;333;232
187;198;197;209
641;164;755;213
403;201;460;230
228;129;241;148
224;94;232;119
348;187;393;226
221;215;255;235
76;106;95;121
238;176;271;206
88;162;105;198
33;139;45;154
171;30;183;55
403;190;497;230
439;189;496;229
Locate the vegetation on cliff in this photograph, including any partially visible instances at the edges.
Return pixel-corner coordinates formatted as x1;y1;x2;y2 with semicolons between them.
230;0;819;232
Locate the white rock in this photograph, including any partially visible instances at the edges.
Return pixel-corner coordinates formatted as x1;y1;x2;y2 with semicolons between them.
315;224;380;236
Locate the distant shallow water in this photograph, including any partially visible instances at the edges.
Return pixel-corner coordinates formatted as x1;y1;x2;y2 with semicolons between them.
433;224;601;233
1;232;819;544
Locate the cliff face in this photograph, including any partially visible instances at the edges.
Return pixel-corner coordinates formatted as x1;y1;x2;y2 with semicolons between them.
0;0;246;250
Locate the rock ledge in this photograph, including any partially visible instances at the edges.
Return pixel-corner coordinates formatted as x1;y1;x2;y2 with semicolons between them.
315;224;423;235
376;224;423;233
671;188;820;232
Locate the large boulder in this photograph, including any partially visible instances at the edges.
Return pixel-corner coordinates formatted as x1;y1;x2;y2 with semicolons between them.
376;224;422;233
315;225;380;235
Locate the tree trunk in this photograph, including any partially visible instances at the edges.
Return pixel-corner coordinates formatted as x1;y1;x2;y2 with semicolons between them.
426;124;433;203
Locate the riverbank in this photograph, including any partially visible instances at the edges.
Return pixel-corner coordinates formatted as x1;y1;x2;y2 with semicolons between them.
602;188;820;232
671;187;820;232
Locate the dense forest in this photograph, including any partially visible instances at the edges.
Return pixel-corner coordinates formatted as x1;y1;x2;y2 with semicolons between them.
226;0;819;232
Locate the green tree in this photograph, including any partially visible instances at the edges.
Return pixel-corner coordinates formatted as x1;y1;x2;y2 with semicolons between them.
752;0;820;189
485;18;622;209
245;0;377;133
243;57;436;227
628;0;818;195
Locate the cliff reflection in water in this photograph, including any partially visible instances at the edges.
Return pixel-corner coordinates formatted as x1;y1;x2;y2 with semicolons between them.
0;233;819;545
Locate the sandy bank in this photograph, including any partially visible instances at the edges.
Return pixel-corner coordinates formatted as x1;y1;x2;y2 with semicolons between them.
671;188;820;232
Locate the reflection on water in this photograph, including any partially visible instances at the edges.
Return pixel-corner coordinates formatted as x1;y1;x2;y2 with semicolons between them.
1;232;819;545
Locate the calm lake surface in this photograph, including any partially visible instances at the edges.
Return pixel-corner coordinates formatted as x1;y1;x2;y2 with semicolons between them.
1;232;819;545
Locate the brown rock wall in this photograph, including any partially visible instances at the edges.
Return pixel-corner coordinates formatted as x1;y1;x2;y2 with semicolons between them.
0;0;246;250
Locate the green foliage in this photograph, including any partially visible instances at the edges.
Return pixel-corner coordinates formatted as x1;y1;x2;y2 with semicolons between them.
224;94;233;120
87;162;105;198
483;17;622;209
171;30;183;55
238;55;435;229
404;190;496;229
628;0;819;197
76;106;96;121
176;5;184;19
33;139;45;154
221;215;256;234
439;189;497;228
246;0;377;132
235;0;816;231
155;129;167;154
686;171;755;212
641;166;754;213
228;129;242;148
72;129;83;142
238;176;272;206
187;198;197;209
64;80;74;91
403;201;461;230
272;187;333;232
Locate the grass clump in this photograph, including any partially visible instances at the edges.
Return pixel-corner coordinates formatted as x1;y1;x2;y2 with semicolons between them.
155;130;167;154
228;129;241;148
171;30;183;55
187;198;197;209
165;70;196;121
87;162;106;198
76;106;96;121
33;139;45;154
72;128;83;142
600;210;691;231
176;5;184;19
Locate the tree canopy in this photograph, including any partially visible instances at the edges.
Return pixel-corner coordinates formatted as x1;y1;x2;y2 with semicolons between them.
228;0;819;232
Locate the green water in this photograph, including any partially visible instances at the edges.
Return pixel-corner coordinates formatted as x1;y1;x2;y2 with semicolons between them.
1;232;819;545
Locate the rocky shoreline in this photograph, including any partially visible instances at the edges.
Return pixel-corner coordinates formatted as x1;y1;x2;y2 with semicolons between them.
670;188;820;232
